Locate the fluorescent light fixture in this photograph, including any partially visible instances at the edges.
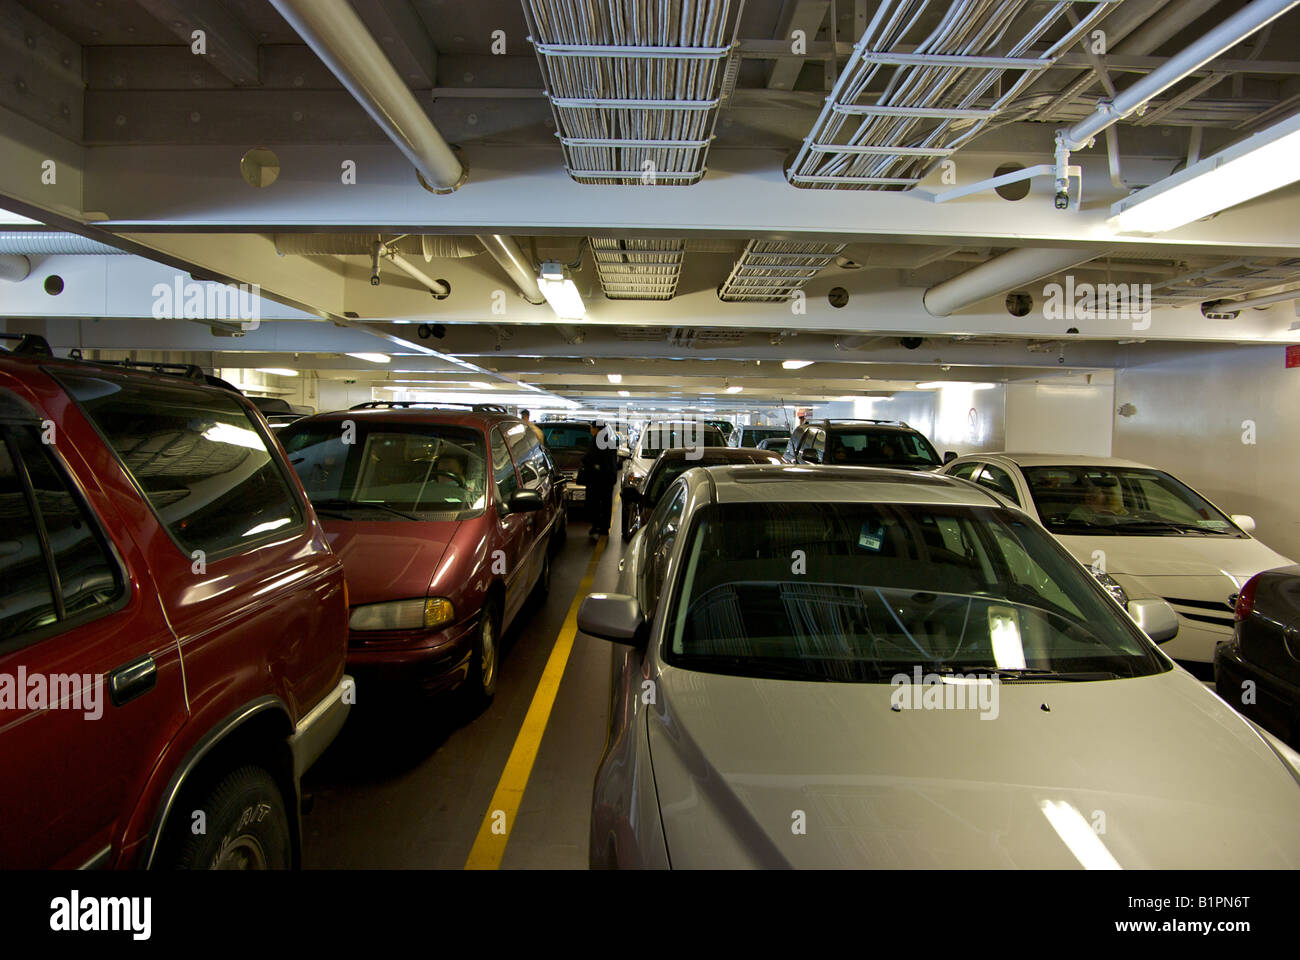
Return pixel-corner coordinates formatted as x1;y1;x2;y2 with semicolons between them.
607;373;622;384
915;382;945;389
255;368;299;377
782;360;813;370
347;353;391;364
538;261;585;319
725;385;743;394
1109;111;1300;234
617;390;630;397
915;381;996;390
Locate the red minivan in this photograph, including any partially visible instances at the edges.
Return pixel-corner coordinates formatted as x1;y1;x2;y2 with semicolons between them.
277;403;566;703
0;335;351;869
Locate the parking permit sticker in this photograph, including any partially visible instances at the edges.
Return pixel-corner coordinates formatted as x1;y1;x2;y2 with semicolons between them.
858;522;885;551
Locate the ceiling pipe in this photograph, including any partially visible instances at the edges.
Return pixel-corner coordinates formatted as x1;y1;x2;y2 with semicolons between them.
1058;0;1298;151
923;247;1111;317
1204;286;1300;313
0;232;127;255
382;250;451;298
0;254;31;282
477;235;545;304
268;0;466;193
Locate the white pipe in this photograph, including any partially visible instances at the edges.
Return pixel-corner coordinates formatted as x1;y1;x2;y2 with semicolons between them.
0;254;31;282
477;235;545;304
923;247;1108;317
268;0;465;192
384;251;451;297
0;232;126;255
1205;287;1300;312
1060;0;1298;150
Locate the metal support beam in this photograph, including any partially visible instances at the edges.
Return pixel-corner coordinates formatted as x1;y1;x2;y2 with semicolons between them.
766;0;832;90
134;0;261;86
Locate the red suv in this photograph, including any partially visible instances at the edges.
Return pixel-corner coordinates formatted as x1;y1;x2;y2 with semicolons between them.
0;335;351;869
277;403;566;703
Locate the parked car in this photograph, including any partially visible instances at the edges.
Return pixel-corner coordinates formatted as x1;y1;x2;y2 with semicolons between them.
278;406;564;704
1216;565;1300;747
730;425;791;449
540;419;595;515
582;464;1300;868
248;394;310;430
756;436;791;452
704;419;735;443
0;335;351;869
941;453;1293;675
623;420;727;496
783;419;946;470
619;446;782;541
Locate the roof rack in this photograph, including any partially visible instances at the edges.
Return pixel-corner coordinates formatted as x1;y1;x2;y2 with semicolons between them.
821;418;909;427
62;352;242;393
0;332;54;358
348;400;513;415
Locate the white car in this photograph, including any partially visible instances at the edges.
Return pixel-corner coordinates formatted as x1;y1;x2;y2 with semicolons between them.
942;453;1293;671
620;420;727;495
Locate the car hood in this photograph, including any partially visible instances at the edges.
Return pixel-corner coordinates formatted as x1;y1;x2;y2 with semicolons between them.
648;667;1300;868
1054;533;1292;581
322;519;455;606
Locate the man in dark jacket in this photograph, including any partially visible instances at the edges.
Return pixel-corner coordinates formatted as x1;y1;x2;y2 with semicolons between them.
580;420;619;539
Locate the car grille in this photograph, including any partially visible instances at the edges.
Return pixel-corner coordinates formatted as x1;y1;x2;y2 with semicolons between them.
1162;596;1235;630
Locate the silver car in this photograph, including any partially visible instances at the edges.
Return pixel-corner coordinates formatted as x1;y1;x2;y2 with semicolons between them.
581;464;1300;868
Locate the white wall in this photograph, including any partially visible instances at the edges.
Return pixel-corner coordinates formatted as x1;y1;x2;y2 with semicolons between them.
1005;381;1114;456
808;386;1006;457
317;380;374;412
1114;345;1299;561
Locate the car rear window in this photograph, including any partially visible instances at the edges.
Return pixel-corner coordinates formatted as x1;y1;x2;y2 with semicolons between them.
640;424;726;458
542;425;592;451
827;430;941;468
54;371;304;557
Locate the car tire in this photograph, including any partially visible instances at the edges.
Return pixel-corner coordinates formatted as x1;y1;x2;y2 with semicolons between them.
169;765;291;870
465;602;500;706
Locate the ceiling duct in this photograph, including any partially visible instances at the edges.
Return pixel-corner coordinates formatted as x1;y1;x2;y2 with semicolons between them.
591;238;685;299
786;0;1117;190
0;232;127;255
923;246;1108;316
521;0;744;185
0;255;31;282
717;240;846;302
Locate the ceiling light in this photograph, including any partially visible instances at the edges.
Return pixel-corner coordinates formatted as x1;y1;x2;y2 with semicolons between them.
915;381;944;389
1109;111;1300;234
347;353;390;364
607;373;622;384
725;385;743;394
537;261;585;319
256;368;299;377
617;390;630;397
782;360;813;370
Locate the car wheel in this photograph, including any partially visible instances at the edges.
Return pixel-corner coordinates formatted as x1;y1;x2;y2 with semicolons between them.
466;602;500;705
169;766;291;870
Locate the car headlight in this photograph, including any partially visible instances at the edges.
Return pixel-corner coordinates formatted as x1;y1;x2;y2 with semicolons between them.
1092;572;1129;607
349;597;455;631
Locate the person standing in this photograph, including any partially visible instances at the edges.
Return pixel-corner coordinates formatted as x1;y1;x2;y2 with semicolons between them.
521;408;545;445
580;420;618;539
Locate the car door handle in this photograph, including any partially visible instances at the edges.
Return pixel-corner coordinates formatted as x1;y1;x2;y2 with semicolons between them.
108;655;157;707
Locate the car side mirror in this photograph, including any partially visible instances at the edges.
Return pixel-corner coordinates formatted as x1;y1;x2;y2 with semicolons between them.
507;490;544;514
943;451;958;464
578;593;646;646
1127;598;1179;644
1230;514;1256;534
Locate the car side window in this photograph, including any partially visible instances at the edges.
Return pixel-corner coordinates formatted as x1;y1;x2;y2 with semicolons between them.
976;464;1020;506
504;422;541;490
490;427;519;503
641;484;688;615
0;427;124;650
948;461;980;480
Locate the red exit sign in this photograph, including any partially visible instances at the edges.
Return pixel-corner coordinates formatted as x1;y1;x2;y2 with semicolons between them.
1288;345;1300;368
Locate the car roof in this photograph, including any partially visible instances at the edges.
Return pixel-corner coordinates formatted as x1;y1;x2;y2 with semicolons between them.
965;452;1154;469
655;447;783;464
290;407;517;430
699;464;1005;507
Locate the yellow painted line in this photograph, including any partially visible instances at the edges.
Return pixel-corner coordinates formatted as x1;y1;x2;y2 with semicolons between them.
464;536;607;869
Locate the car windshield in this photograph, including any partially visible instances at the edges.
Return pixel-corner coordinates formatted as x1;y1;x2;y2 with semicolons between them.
826;430;941;468
542;424;592;451
640;424;726;459
1022;466;1245;537
280;421;487;520
665;501;1166;683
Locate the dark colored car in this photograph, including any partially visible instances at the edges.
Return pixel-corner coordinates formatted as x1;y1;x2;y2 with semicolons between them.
705;419;736;443
620;446;782;541
248;394;308;430
540;419;595;514
1216;565;1300;747
731;425;790;448
783;419;946;471
278;406;565;703
0;336;351;869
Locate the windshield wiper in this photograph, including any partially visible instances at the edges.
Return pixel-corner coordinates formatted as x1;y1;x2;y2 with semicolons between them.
310;497;420;521
977;667;1120;681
